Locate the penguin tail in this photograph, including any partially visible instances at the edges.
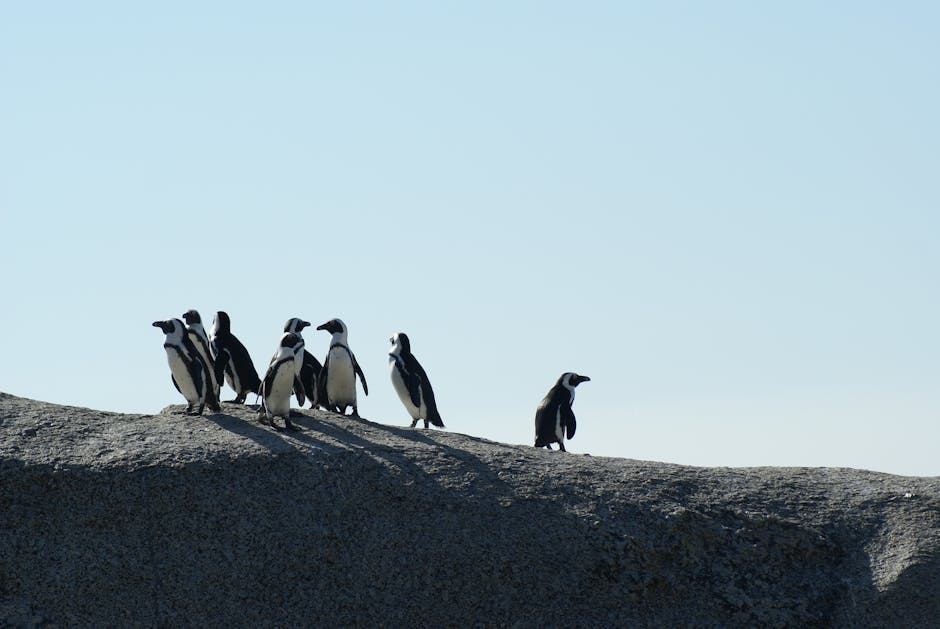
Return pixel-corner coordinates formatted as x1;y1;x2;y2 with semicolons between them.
428;407;444;428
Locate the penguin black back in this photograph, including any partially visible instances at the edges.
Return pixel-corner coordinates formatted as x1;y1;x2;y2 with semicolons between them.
210;310;261;403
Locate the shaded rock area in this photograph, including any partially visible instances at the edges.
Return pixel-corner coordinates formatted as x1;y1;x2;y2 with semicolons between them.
1;391;938;627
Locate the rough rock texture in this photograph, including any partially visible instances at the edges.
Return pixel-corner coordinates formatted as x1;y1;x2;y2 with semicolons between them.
1;391;938;628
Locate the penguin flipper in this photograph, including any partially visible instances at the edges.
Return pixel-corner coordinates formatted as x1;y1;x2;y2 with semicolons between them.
294;376;306;406
171;375;182;395
214;349;229;386
401;356;423;409
353;357;369;396
300;352;320;407
261;361;280;400
318;355;330;407
562;405;577;440
404;369;422;410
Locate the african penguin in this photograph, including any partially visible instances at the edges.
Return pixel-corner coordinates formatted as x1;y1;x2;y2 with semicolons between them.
316;318;368;416
153;318;211;415
181;309;209;346
259;332;301;430
284;317;323;409
182;309;221;411
534;372;590;452
388;332;444;429
210;311;261;404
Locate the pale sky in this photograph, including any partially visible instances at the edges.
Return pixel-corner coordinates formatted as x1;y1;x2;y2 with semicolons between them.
2;3;937;476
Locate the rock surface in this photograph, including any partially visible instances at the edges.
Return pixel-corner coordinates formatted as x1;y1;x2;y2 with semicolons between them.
1;391;938;627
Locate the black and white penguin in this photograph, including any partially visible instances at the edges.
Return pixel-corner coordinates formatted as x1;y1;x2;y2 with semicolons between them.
534;372;590;452
181;309;210;345
153;318;211;415
388;332;444;429
182;309;220;411
283;317;322;409
259;332;301;430
209;311;261;404
316;318;368;416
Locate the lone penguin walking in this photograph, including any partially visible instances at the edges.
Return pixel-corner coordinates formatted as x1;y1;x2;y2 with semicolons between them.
388;332;444;429
534;372;590;451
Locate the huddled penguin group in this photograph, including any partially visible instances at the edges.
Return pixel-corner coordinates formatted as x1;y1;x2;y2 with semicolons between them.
154;310;591;452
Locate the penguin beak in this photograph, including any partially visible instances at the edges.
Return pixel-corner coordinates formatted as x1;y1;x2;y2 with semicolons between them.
300;321;311;329
575;375;591;385
316;321;332;332
152;321;167;332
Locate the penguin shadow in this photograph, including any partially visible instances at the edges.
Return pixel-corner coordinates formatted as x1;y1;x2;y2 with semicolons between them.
292;414;520;500
204;407;347;456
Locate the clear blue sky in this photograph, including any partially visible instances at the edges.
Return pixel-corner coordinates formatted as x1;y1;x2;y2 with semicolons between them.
2;3;937;476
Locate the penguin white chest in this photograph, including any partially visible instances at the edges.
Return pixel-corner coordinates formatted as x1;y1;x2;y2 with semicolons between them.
265;359;295;418
389;358;422;419
166;346;202;404
326;348;357;404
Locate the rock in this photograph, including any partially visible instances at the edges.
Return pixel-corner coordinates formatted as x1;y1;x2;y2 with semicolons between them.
1;391;938;627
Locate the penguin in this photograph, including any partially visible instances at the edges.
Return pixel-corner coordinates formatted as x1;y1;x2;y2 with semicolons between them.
259;332;301;430
283;317;323;409
388;332;444;429
209;311;261;404
181;309;221;411
316;318;368;416
152;318;210;415
181;309;210;346
534;372;590;452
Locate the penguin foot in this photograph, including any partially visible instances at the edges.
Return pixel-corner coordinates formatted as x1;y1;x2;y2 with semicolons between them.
289;410;304;418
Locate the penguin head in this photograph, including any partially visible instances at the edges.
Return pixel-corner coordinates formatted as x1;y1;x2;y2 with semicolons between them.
561;372;591;388
213;311;231;334
181;309;201;326
284;318;311;334
316;318;346;336
280;332;301;349
152;319;184;339
389;332;411;356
